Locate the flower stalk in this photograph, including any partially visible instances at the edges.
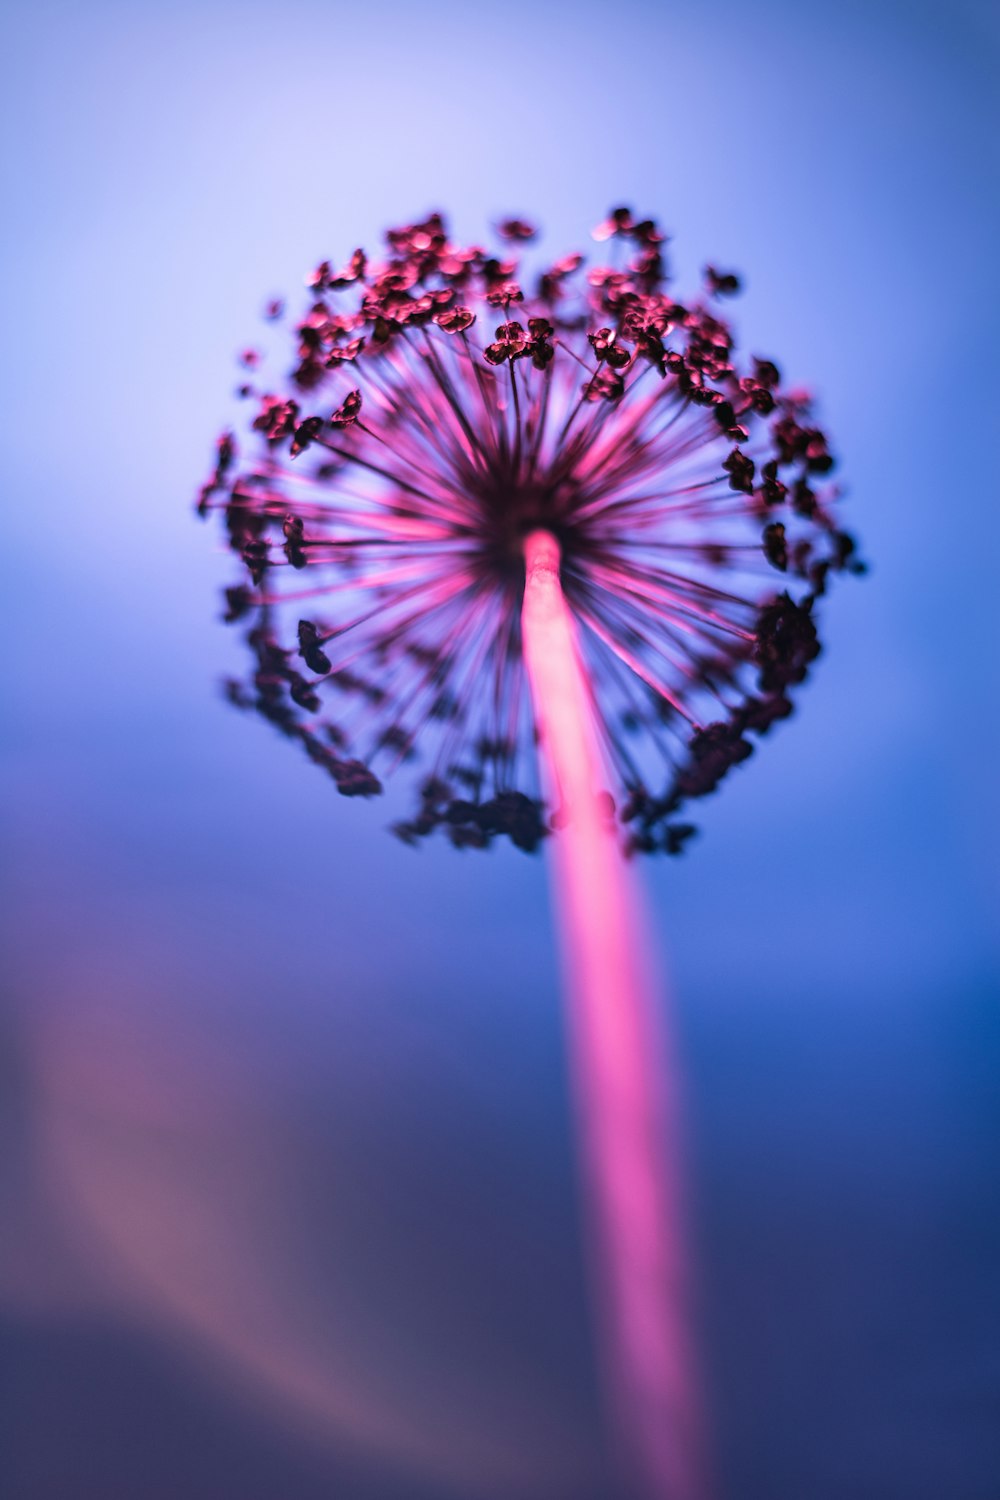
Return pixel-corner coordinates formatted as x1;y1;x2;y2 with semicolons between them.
522;530;708;1500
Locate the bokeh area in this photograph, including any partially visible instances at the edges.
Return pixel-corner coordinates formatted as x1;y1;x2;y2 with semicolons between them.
2;2;998;1496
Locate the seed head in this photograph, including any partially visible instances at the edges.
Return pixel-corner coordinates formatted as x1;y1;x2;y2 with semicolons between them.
196;210;863;855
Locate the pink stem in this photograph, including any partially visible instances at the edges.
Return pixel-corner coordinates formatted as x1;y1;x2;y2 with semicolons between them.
521;530;709;1500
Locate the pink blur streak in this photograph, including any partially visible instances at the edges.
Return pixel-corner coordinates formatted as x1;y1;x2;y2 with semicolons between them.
0;845;602;1500
522;530;710;1500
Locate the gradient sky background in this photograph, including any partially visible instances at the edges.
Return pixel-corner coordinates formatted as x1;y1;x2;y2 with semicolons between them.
2;1;998;1497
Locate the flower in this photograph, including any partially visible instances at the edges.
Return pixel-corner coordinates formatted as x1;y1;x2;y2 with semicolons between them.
196;209;863;855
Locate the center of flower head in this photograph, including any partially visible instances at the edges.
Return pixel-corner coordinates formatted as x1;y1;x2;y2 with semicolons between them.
468;464;587;582
198;208;863;855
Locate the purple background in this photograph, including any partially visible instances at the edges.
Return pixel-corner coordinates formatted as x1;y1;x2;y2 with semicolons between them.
2;1;998;1496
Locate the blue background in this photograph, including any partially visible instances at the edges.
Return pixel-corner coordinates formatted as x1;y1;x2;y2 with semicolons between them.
1;1;998;1496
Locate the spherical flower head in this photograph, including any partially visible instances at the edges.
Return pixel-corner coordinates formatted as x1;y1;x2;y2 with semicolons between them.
196;209;864;856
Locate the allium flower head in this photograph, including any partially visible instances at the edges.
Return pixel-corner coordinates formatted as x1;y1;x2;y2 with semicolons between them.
197;209;863;855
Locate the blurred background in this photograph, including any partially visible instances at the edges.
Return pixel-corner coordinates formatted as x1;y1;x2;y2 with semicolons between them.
1;1;998;1496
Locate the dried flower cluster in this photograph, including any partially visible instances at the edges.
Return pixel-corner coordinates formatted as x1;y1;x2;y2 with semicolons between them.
197;209;862;854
